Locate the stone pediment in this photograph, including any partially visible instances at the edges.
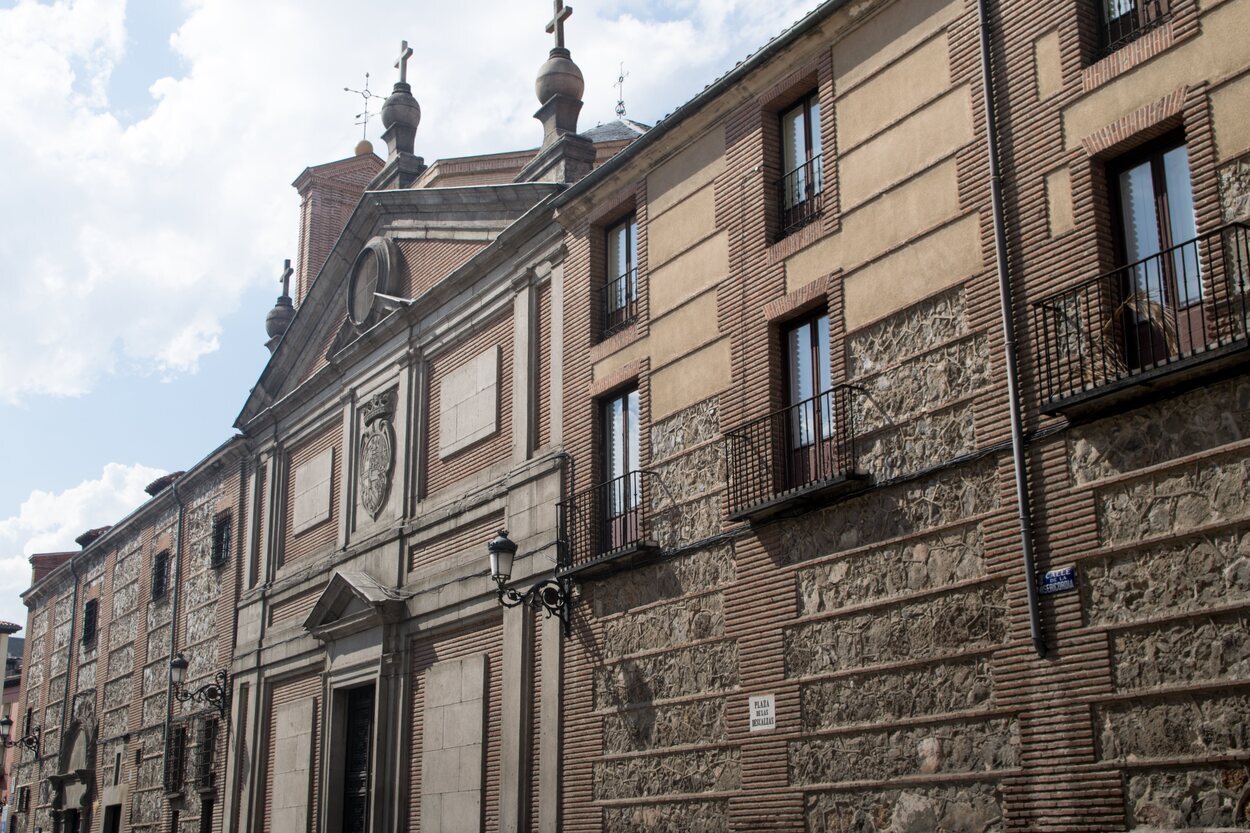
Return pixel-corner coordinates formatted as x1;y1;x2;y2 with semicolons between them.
303;570;406;641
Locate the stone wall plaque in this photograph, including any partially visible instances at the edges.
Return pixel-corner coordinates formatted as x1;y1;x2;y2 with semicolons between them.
292;447;334;534
749;693;775;732
271;697;315;833
421;654;486;833
438;347;499;459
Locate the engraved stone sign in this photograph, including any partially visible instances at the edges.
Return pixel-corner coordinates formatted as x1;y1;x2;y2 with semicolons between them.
749;693;775;732
358;389;397;521
439;346;499;458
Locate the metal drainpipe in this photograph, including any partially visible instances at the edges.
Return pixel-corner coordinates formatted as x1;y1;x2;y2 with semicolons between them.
977;0;1047;656
57;557;82;757
163;478;187;759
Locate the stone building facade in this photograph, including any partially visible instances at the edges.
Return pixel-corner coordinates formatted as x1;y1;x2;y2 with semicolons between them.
11;0;1250;831
10;440;247;833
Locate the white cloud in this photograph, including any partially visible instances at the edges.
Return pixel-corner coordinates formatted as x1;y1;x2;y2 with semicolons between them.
0;0;817;403
0;462;165;626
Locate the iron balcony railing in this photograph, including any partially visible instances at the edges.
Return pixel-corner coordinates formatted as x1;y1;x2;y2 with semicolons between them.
1099;0;1170;57
557;470;660;574
1032;223;1250;407
603;267;638;337
724;385;859;518
778;154;824;238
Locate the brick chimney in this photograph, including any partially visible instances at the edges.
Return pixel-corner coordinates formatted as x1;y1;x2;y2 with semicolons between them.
29;551;74;585
291;147;384;305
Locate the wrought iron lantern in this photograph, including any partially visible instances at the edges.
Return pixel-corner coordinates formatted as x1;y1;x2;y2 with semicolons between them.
0;716;40;755
488;530;572;636
169;653;230;717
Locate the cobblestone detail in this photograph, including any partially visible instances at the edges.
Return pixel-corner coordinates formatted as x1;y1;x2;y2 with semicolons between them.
1112;612;1250;691
786;584;1007;678
1098;693;1250;760
603;799;730;833
852;336;989;430
1219;153;1250;223
1069;377;1250;485
796;524;984;616
782;460;998;564
595;641;739;710
806;783;1005;833
1097;452;1250;545
857;402;977;482
847;288;968;378
651;397;720;461
791;719;1018;784
603;698;728;754
802;657;994;731
651;493;721;549
594;748;740;800
591;542;736;618
1083;527;1250;625
1127;766;1250;829
603;593;725;659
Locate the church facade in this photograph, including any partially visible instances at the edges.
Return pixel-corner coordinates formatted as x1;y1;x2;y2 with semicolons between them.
11;0;1250;831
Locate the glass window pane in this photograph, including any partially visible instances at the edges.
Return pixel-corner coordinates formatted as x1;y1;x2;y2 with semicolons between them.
809;98;823;160
787;321;815;448
1118;160;1163;302
782;105;806;208
1162;145;1201;305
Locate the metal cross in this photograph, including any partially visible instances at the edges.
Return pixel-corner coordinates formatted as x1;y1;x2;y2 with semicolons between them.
614;63;629;118
343;73;384;139
394;40;414;84
545;0;573;50
279;259;293;298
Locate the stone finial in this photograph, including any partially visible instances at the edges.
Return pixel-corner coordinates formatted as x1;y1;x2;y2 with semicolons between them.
380;40;421;159
534;1;584;147
266;258;296;351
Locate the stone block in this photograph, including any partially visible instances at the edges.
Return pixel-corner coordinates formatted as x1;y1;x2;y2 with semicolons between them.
785;584;1007;677
806;783;1004;833
424;748;462;794
457;744;483;790
797;523;984;615
291;446;334;534
593;748;740;800
426;663;463;709
802;656;994;731
791;718;1018;784
443;701;482;748
442;790;481;833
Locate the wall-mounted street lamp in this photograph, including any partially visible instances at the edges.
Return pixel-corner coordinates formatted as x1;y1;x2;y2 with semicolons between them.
0;717;40;756
169;653;230;718
488;530;573;637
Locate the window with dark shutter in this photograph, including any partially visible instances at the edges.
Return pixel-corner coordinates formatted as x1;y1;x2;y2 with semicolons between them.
81;599;99;645
210;513;231;568
195;719;217;791
152;550;170;600
165;724;187;793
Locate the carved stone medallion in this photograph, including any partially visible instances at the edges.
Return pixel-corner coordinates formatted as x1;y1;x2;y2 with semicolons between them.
358;390;397;520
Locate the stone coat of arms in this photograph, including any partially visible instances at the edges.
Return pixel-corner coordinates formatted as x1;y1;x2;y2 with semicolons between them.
358;389;397;520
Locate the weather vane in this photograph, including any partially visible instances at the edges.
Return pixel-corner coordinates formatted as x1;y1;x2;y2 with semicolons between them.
344;73;385;140
615;62;629;118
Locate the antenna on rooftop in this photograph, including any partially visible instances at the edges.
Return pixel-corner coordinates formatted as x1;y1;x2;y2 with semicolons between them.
344;72;385;140
614;62;628;119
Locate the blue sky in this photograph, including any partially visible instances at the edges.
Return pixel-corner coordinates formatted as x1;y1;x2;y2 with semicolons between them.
0;0;819;625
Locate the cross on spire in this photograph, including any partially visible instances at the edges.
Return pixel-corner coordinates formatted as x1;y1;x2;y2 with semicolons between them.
279;259;293;298
614;63;629;118
545;0;573;50
394;40;414;84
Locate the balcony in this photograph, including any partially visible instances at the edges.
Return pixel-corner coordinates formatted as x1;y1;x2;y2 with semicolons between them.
1032;223;1250;416
1098;0;1171;58
557;470;662;578
778;154;824;238
724;385;868;522
602;267;638;338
